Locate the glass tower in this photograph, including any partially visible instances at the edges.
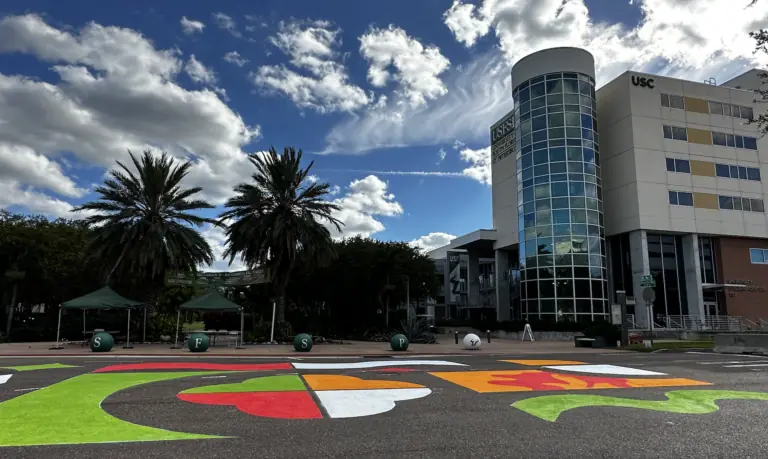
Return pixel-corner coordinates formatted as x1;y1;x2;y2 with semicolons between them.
512;54;608;323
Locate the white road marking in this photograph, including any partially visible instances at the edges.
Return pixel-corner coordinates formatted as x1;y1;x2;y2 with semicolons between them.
698;361;768;365
201;376;227;379
0;374;11;384
542;364;666;376
723;363;768;368
314;388;431;418
14;387;41;392
292;360;466;370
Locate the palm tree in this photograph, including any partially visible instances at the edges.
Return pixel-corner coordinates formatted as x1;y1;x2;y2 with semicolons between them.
74;150;217;284
219;147;343;323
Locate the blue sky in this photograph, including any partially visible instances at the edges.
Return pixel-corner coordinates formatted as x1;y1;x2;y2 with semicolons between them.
0;0;766;269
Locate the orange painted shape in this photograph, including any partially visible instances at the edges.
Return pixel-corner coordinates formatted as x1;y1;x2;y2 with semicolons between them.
429;370;710;393
303;375;424;391
502;360;585;366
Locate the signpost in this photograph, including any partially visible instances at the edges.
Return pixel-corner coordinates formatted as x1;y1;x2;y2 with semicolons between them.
614;290;629;347
165;269;267;287
642;285;656;348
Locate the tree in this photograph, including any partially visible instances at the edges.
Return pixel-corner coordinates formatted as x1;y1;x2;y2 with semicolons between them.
74;150;217;286
219;147;343;323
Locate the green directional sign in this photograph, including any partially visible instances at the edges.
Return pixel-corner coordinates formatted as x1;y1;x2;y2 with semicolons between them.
640;275;656;288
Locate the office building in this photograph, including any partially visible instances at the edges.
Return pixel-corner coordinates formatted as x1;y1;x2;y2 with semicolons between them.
430;47;768;328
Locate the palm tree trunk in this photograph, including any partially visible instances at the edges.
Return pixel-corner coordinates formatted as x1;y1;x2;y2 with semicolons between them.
5;282;18;339
106;245;130;285
276;290;286;323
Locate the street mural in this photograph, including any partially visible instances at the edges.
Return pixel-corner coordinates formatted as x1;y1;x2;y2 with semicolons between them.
177;374;431;419
512;390;768;422
0;359;765;448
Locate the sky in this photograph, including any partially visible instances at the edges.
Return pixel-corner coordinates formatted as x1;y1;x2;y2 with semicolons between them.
1;0;768;271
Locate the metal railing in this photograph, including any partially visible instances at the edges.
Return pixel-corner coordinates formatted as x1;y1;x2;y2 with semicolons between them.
662;315;744;331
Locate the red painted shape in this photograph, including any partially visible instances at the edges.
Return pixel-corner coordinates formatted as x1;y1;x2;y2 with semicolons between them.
365;367;418;373
489;372;634;390
177;391;323;419
93;362;293;373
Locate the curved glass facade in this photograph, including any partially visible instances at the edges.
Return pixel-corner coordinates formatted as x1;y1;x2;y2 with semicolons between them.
513;71;608;322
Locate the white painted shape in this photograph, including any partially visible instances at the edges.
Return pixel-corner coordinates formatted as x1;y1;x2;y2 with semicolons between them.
292;360;465;370
542;364;665;376
699;361;768;365
315;388;431;419
723;364;768;368
0;374;11;384
462;334;482;350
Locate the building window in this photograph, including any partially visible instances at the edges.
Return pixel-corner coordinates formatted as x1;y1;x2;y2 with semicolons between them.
718;195;765;212
666;158;690;173
709;101;723;115
669;191;693;206
663;125;688;141
715;164;730;177
662;94;685;109
710;102;754;121
711;131;758;150
749;168;762;181
699;237;716;284
750;248;768;264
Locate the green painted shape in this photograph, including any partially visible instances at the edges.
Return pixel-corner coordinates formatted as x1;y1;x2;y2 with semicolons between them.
513;390;768;422
180;375;306;394
0;371;229;447
0;363;80;372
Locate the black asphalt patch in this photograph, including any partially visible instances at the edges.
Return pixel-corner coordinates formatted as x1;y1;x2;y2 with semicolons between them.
1;353;768;458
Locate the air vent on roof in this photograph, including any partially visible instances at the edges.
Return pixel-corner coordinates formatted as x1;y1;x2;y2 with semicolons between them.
703;77;717;85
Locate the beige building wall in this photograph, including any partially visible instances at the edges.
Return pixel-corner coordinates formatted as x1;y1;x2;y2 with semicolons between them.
598;71;768;238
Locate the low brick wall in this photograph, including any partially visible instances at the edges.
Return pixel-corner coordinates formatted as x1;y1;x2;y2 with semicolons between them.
714;333;768;355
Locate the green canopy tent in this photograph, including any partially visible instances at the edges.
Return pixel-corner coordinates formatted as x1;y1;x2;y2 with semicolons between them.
173;288;244;349
53;286;146;349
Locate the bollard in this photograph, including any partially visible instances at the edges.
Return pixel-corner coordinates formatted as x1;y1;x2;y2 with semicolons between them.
486;330;491;343
454;331;459;344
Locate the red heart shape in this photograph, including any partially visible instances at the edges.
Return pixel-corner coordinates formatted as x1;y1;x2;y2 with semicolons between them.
178;391;322;419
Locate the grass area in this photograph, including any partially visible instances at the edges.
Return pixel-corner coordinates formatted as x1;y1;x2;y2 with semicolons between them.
181;321;205;332
624;340;714;352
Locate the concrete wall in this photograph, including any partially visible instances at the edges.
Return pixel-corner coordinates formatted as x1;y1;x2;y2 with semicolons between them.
598;71;768;238
714;333;768;354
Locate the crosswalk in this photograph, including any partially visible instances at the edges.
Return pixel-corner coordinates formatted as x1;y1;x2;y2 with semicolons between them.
696;359;768;369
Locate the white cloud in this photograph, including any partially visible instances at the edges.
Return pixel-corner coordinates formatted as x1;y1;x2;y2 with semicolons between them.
212;12;240;37
409;232;456;252
0;144;86;198
329;175;403;238
184;54;217;84
252;19;370;113
459;146;491;185
325;0;768;153
323;52;510;153
0;14;261;215
223;50;248;67
0;181;82;218
438;148;447;162
442;0;490;47
359;26;451;107
180;16;205;35
199;222;247;272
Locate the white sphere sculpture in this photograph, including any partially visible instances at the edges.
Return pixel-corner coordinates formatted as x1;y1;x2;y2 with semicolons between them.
463;333;482;350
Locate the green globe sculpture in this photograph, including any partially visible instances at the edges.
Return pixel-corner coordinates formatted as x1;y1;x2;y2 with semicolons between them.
187;333;209;352
90;332;114;352
391;334;409;351
293;333;313;352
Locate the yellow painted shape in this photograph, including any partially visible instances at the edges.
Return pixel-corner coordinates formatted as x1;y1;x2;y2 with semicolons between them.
627;378;711;388
684;97;709;114
429;370;712;393
693;192;719;210
690;160;715;177
303;375;424;391
430;370;541;393
502;360;585;366
687;128;713;145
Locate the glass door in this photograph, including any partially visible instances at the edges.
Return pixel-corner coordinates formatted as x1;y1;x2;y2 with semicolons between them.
704;302;719;317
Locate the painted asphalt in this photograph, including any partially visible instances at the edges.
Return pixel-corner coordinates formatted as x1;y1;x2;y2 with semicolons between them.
0;351;767;458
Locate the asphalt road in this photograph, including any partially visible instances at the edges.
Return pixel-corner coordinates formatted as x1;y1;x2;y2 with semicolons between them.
1;351;768;459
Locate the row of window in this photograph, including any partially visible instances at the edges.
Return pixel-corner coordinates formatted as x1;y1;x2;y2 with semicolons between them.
714;163;761;181
660;93;754;120
749;248;768;264
665;158;762;181
667;191;765;212
712;131;758;149
662;125;758;150
718;195;765;212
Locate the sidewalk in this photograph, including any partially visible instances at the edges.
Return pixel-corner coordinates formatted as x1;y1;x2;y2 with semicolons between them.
0;339;624;357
